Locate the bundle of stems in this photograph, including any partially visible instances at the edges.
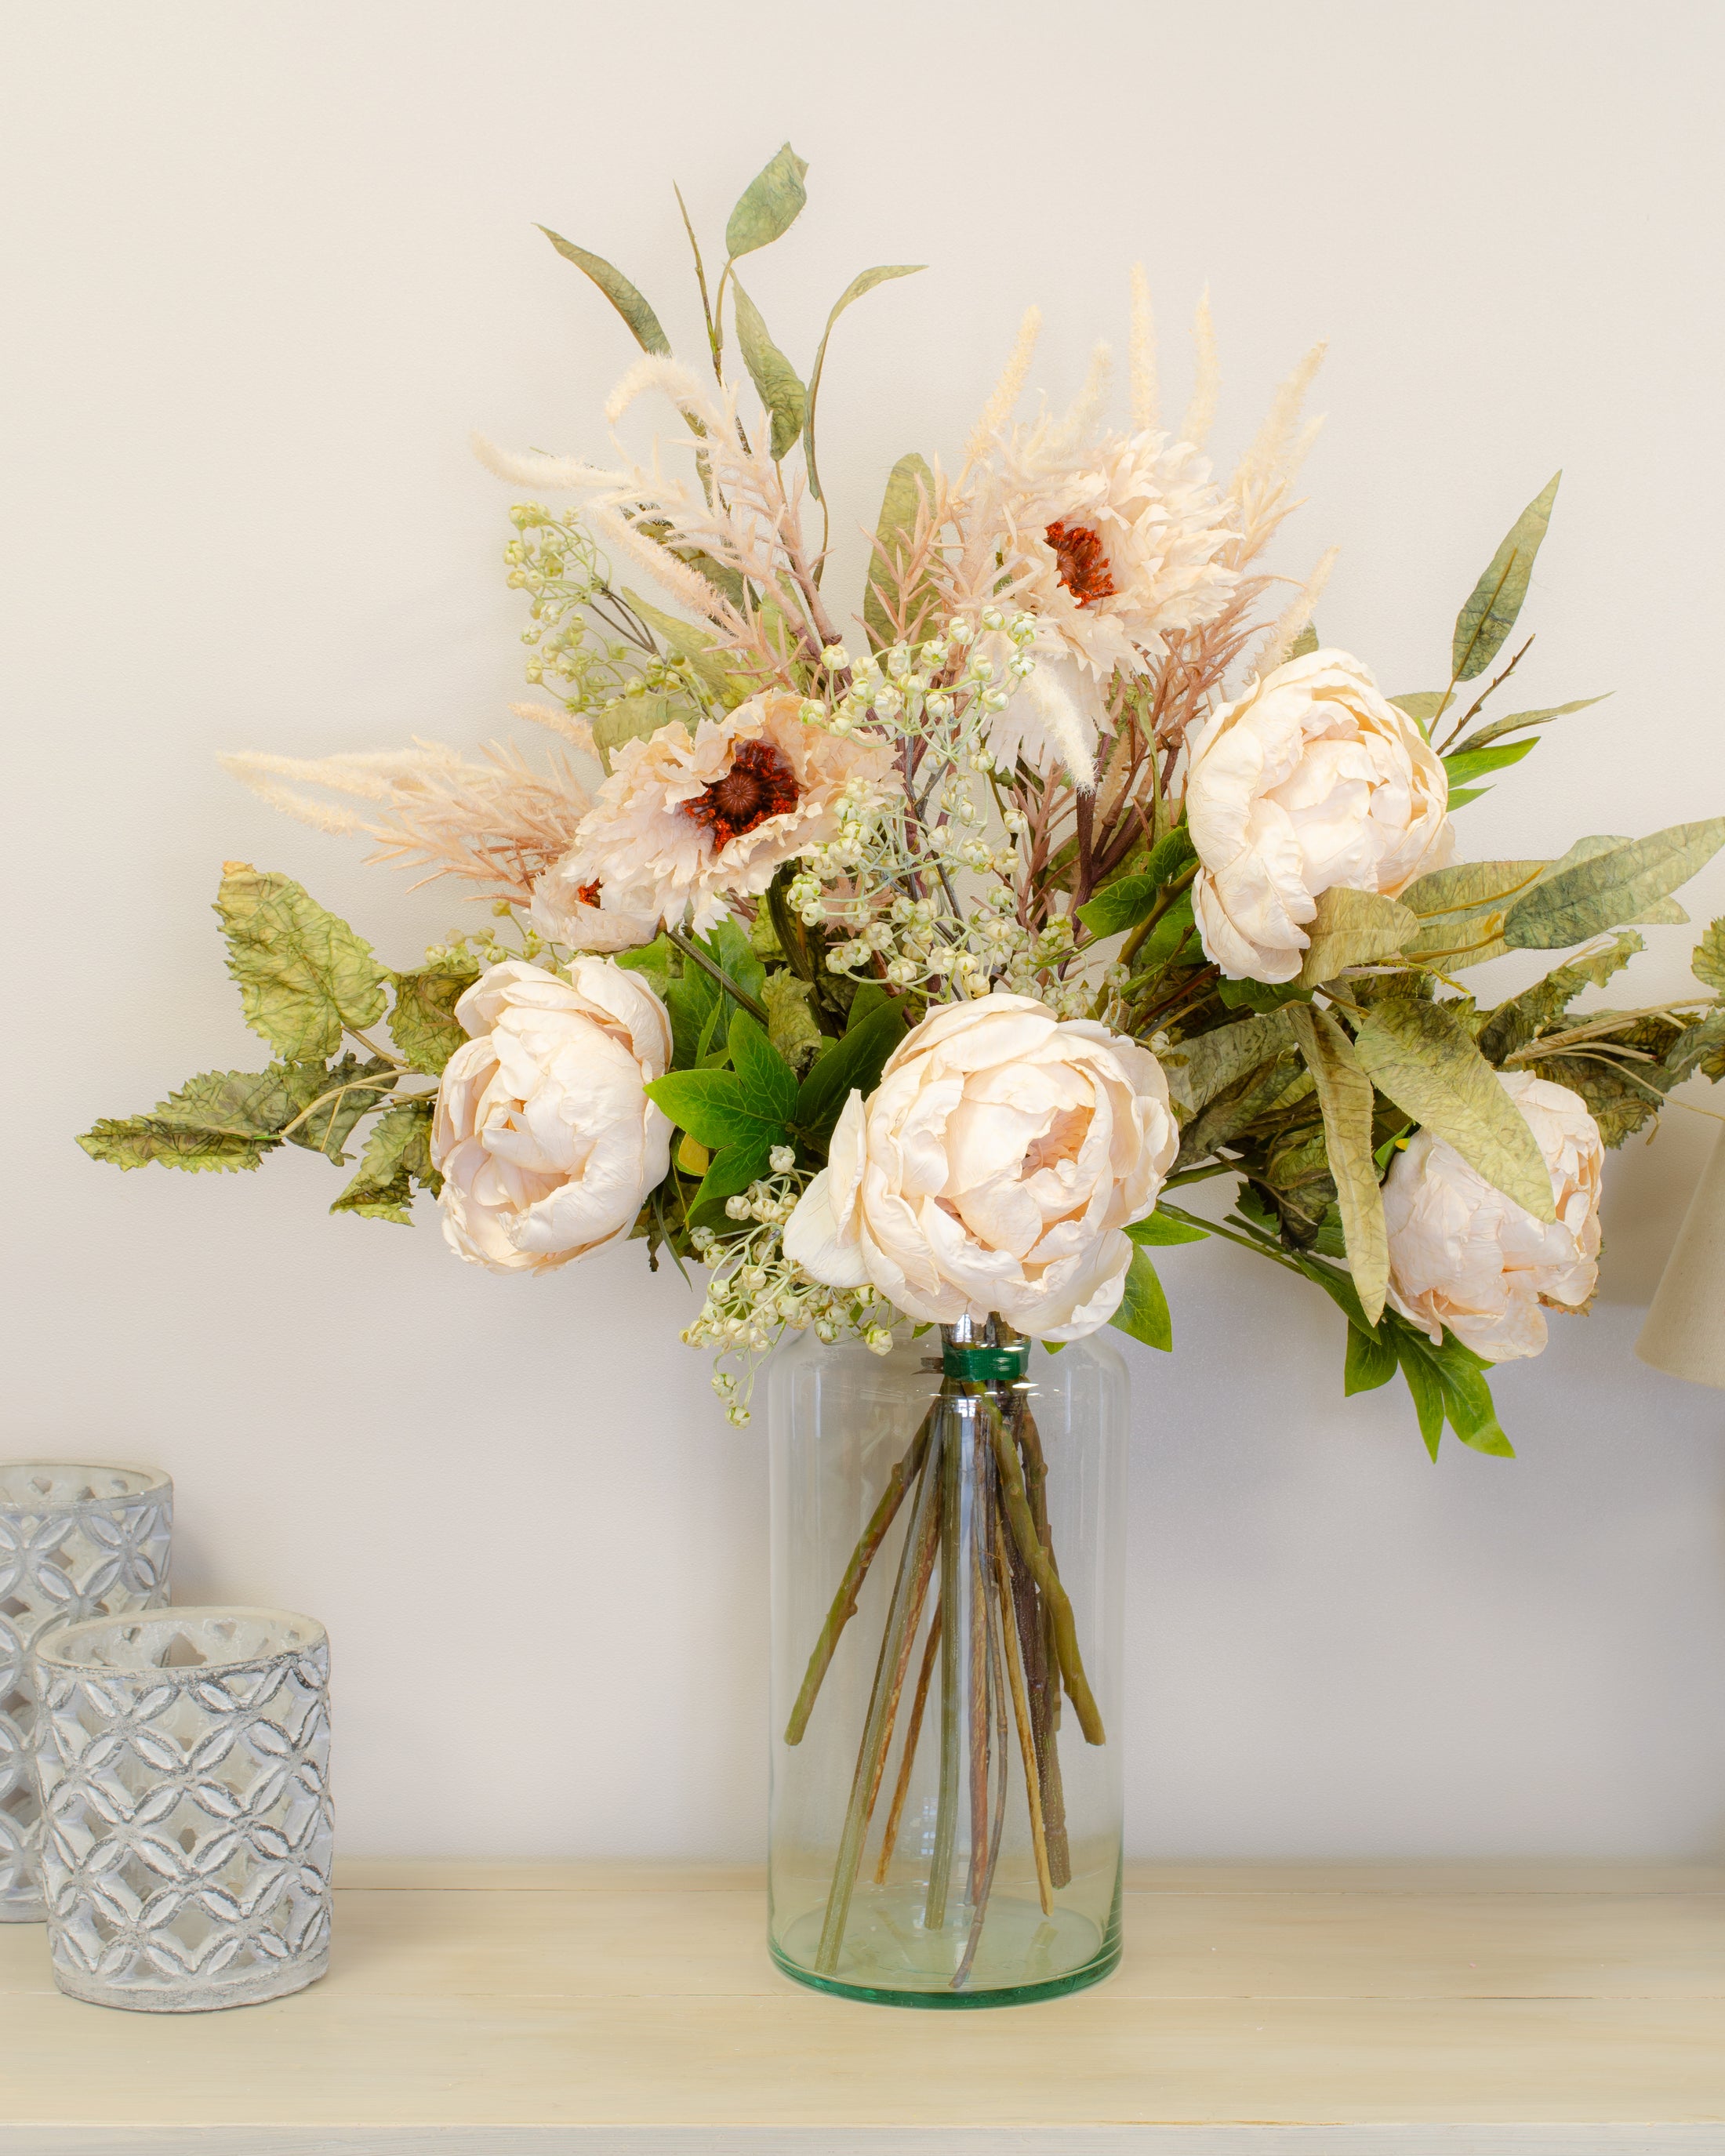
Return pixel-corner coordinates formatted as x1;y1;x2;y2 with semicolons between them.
785;1332;1103;1991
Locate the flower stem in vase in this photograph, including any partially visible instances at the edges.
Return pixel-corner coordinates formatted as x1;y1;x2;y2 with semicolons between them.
1008;1401;1071;1886
953;1466;1012;1991
993;1513;1054;1915
964;1415;992;1911
984;1392;1106;1744
873;1602;942;1885
924;1403;964;1933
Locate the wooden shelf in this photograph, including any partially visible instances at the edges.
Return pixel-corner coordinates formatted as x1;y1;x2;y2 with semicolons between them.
2;1863;1722;2152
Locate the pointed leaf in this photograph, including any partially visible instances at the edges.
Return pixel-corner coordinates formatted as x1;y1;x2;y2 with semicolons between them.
1401;860;1549;922
1124;1209;1210;1247
1394;1335;1446;1459
1694;919;1725;995
1452;471;1560;682
804;265;925;502
1079;829;1197;940
1287;1004;1388;1324
1295;886;1418;989
728;1010;798;1128
862;452;937;650
1110;1245;1173;1351
1502;820;1725;950
731;279;806;461
1447;695;1610;757
537;228;670;356
1353;997;1556;1221
1345;1323;1398;1396
1390;691;1449;729
1441;738;1538;789
724;143;808;260
329;1099;440;1224
794;996;906;1148
78;1069;297;1174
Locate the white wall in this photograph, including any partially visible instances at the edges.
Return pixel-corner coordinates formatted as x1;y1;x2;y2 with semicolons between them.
5;0;1724;1860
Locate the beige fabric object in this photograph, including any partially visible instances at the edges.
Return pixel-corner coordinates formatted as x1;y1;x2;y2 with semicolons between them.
1636;1127;1725;1388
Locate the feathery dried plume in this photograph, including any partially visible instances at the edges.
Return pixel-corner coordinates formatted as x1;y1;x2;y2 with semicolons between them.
1054;343;1114;454
470;434;612;494
1247;546;1341;678
1180;289;1219;452
1128;264;1158;434
964;306;1042;470
1227;343;1327;563
510;702;597;757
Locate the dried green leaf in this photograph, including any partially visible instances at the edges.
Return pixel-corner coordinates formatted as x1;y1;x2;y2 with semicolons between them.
731;279;806;461
1389;691;1448;728
1295;886;1418;989
724;143;808;260
284;1052;397;1162
389;966;479;1076
216;866;387;1062
330;1099;441;1224
1451;471;1560;682
78;1067;300;1174
1693;918;1725;995
1447;695;1610;757
590;691;693;775
1159;1011;1293;1123
1502;820;1725;950
1287;1004;1388;1323
763;971;822;1074
1353;997;1556;1221
1476;935;1644;1065
537;228;670;357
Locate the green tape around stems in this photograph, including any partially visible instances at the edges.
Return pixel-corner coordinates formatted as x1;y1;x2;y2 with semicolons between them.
942;1340;1031;1382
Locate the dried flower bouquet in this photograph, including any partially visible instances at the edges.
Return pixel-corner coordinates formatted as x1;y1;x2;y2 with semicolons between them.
82;145;1725;1991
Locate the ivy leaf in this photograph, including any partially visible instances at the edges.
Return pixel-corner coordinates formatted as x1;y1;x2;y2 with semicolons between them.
1110;1245;1173;1351
1345;1324;1399;1396
1446;695;1610;757
725;143;808;260
732;278;807;461
1353;997;1556;1221
804;265;924;503
1502;820;1725;950
1124;1209;1210;1247
728;1011;798;1128
389;966;478;1076
1295;887;1417;989
862;452;938;651
1451;471;1560;683
688;1136;775;1232
1287;1004;1388;1325
699;919;768;1008
537;227;671;357
794;995;906;1149
216;866;388;1062
330;1099;441;1224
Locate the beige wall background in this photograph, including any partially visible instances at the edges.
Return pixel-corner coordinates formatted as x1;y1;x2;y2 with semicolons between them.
5;0;1724;1859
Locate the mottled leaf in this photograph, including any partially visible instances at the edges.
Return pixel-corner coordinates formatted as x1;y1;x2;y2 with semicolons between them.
1295;886;1418;989
216;866;387;1062
1353;997;1556;1221
538;228;670;356
389;967;478;1076
1451;471;1560;682
1668;1009;1725;1086
1447;695;1610;757
1476;935;1644;1065
284;1052;397;1162
1287;1004;1388;1324
1693;918;1725;994
78;1068;299;1174
1502;820;1725;950
763;971;821;1073
1401;860;1549;922
1110;1245;1173;1351
1159;1012;1292;1123
804;264;924;501
724;143;808;260
329;1099;440;1224
731;279;806;461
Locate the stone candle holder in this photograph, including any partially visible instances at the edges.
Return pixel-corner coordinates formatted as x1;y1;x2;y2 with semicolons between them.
34;1606;332;2012
0;1463;172;1922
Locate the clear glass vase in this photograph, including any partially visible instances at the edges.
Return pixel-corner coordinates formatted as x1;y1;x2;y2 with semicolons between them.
768;1318;1127;2007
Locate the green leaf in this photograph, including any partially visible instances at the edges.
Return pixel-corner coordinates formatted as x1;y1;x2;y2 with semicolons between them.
731;279;807;461
1288;622;1320;661
1110;1245;1173;1351
688;1136;776;1230
1160;1011;1294;1123
284;1052;398;1162
1215;973;1313;1012
1476;934;1644;1065
1124;1209;1211;1247
329;1099;441;1224
537;227;670;357
1393;1334;1447;1459
389;966;479;1076
1441;737;1538;790
591;691;692;775
1445;786;1489;810
1391;1318;1513;1457
804;265;925;502
78;1067;301;1174
1389;691;1449;730
862;452;937;651
763;971;822;1073
1345;1324;1398;1396
1502;820;1725;950
216;866;388;1062
1295;886;1418;989
664;966;718;1072
623;593;750;708
645;1068;788;1154
699;919;768;1007
1287;1004;1389;1324
728;1011;798;1127
1079;874;1162;940
1693;918;1725;994
794;995;907;1148
1353;996;1556;1222
1447;695;1610;757
1451;471;1560;683
724;143;808;260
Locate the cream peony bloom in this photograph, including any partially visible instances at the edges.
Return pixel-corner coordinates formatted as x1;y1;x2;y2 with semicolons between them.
1186;649;1454;985
559;690;898;933
1382;1073;1603;1363
783;993;1178;1341
431;958;672;1275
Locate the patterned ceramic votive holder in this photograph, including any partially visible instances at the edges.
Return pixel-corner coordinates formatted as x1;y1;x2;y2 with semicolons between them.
0;1463;172;1923
34;1607;332;2012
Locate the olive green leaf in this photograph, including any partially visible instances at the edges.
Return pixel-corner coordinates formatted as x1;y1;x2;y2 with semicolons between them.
590;691;693;775
1692;917;1725;994
794;995;906;1149
283;1052;398;1162
763;971;822;1073
1295;886;1418;989
78;1067;305;1174
537;228;670;357
1401;859;1549;922
731;279;806;461
1389;691;1448;729
1451;471;1560;683
1345;1323;1398;1396
1534;1018;1682;1145
215;866;388;1062
389;965;479;1076
1475;934;1644;1065
1159;1011;1293;1123
623;591;750;708
804;264;925;502
330;1099;441;1224
725;143;808;260
1668;1009;1725;1087
1110;1245;1173;1351
1502;819;1725;950
862;452;937;650
1447;695;1610;757
1288;622;1320;661
1353;996;1556;1221
1287;1004;1388;1324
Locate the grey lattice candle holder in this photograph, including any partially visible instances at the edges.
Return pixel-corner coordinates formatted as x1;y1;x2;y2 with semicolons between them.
34;1606;332;2012
0;1462;172;1924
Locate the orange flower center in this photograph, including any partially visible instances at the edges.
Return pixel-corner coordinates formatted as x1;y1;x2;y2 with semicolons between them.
1045;520;1117;608
574;879;603;908
683;740;801;850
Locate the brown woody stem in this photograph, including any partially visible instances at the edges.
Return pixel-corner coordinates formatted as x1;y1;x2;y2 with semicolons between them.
995;1516;1054;1915
874;1602;941;1886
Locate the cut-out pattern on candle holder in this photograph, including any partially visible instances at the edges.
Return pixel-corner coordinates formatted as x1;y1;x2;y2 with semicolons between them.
0;1464;172;1922
34;1607;332;2012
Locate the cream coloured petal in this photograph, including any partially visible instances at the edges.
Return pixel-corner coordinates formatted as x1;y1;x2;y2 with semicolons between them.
783;1169;870;1290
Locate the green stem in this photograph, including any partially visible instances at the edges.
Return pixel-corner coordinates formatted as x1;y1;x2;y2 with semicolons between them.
924;1410;964;1931
665;927;769;1025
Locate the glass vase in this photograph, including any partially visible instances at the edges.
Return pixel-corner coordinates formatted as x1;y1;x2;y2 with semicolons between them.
768;1318;1126;2007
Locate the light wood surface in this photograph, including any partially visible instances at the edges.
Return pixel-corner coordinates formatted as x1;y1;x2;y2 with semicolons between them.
1;1863;1721;2154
